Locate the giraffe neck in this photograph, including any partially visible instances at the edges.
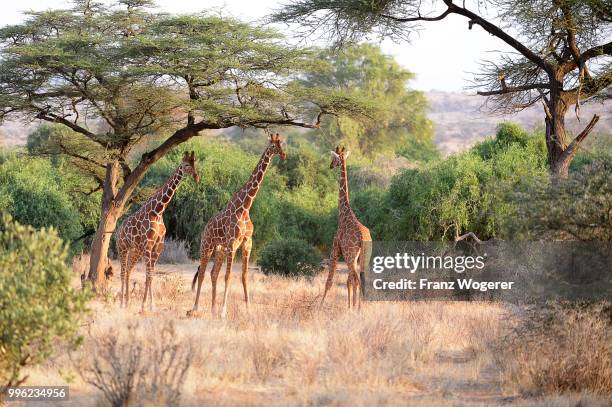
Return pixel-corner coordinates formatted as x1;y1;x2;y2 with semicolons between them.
338;159;352;219
235;147;273;212
147;165;185;217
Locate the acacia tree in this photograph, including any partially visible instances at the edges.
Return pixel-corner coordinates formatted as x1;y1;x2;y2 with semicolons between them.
301;43;435;160
0;0;368;289
272;0;611;177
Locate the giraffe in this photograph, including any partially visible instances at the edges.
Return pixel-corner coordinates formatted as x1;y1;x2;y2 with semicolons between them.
189;134;286;318
321;146;372;309
116;151;199;312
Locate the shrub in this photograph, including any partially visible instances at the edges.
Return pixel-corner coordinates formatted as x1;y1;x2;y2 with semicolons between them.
0;155;84;254
77;320;195;406
0;215;89;395
278;187;336;252
506;158;611;240
388;124;548;240
474;122;531;160
351;186;392;240
389;153;493;240
258;238;323;277
275;140;336;193
157;238;191;264
397;137;440;163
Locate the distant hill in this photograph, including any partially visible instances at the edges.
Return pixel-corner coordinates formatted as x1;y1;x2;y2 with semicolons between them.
0;120;38;147
426;91;611;155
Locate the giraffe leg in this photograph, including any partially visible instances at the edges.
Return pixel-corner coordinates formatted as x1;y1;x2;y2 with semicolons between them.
321;239;341;306
141;245;160;313
119;249;128;308
147;240;164;311
347;271;352;309
347;253;360;310
124;251;141;309
241;237;252;312
191;247;213;314
210;250;224;316
220;241;238;319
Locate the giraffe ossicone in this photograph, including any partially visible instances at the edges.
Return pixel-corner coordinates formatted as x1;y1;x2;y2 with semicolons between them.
322;145;372;309
116;151;199;312
189;133;286;318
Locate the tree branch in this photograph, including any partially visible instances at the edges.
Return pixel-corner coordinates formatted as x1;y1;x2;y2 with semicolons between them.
381;8;452;22
561;114;600;161
580;41;612;62
35;110;107;146
114;114;325;207
442;0;552;73
55;140;106;169
477;83;550;96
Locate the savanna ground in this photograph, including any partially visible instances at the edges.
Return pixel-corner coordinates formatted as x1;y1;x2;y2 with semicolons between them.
17;256;611;407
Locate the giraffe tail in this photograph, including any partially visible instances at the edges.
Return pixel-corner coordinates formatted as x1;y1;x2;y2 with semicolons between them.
359;240;372;295
191;266;200;291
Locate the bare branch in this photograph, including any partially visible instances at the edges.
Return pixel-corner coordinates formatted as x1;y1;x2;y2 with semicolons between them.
561;114;600;161
381;8;452;23
477;83;550;96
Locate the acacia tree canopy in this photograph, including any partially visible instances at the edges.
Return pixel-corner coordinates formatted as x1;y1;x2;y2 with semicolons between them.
0;0;371;288
271;0;612;176
300;43;435;159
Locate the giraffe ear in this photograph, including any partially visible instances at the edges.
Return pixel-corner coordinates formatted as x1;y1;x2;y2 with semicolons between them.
331;150;340;159
344;150;350;159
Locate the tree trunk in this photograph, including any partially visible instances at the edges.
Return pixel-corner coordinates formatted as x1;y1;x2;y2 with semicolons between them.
545;74;571;178
87;161;121;291
546;112;573;178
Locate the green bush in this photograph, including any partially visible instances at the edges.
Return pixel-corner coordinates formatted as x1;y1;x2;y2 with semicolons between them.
276;140;336;194
388;124;549;240
474;122;531;160
0;214;89;393
258;238;323;277
351;186;392;240
0;155;84;254
397;137;440;163
277;186;336;251
507;158;611;240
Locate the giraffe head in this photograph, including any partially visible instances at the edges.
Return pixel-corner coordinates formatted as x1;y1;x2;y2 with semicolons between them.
268;133;286;161
181;151;200;183
330;146;350;169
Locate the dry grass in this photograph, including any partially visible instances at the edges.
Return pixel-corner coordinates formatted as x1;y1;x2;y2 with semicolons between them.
493;303;612;397
157;238;191;265
18;257;612;406
73;320;195;407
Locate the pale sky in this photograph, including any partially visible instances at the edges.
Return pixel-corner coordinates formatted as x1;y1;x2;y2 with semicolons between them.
0;0;512;92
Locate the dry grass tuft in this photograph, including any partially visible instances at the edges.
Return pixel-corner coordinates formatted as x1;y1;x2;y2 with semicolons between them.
156;274;186;304
157;238;190;264
74;320;196;406
277;287;321;321
494;303;612;396
249;333;288;382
